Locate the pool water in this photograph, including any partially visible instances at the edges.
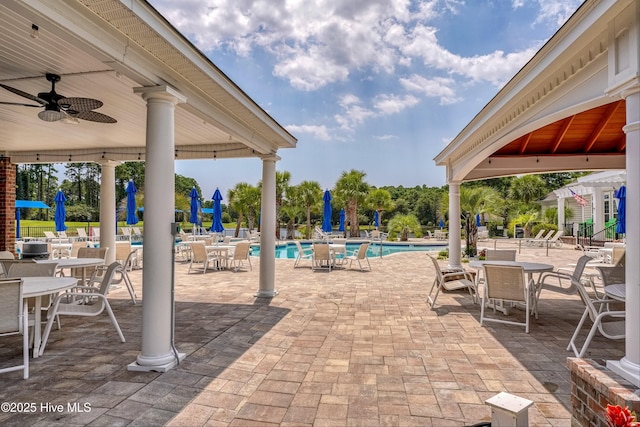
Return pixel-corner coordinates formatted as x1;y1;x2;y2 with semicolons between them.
250;242;446;259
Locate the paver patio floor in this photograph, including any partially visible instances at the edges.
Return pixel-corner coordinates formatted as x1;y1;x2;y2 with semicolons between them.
0;239;625;426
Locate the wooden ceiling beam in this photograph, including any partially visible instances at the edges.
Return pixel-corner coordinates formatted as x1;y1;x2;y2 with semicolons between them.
518;133;532;154
584;101;621;152
550;116;574;153
615;134;626;152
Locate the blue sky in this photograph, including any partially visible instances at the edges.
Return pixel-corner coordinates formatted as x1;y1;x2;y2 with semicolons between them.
148;0;585;201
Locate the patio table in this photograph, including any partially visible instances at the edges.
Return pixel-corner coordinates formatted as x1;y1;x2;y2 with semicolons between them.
605;283;625;302
22;276;78;358
36;257;105;285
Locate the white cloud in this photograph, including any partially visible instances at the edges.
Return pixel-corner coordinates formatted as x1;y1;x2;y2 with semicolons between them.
373;94;420;114
286;124;331;141
534;0;584;27
400;74;460;105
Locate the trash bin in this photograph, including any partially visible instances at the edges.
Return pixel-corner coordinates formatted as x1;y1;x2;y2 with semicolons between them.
515;227;524;239
21;242;49;259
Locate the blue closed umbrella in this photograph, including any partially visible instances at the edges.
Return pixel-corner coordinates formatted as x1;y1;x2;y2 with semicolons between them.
439;219;445;229
374;211;379;228
211;188;224;233
125;180;139;225
615;185;626;235
189;187;200;227
54;190;67;232
338;209;345;232
321;190;332;233
475;214;481;227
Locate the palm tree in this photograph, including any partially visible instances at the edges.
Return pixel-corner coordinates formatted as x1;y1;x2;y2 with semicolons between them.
281;185;304;240
366;188;394;230
441;185;502;256
275;171;291;239
510;211;540;238
387;214;422;241
334;170;369;237
228;182;260;237
297;180;322;239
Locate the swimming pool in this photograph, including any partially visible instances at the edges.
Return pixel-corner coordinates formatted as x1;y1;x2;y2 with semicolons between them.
250;241;447;258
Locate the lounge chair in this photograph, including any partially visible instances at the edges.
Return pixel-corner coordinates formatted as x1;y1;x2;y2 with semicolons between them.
546;230;564;248
481;264;532;333
293;241;313;268
313;226;330;241
524;230;545;246
530;230;554;246
427;254;476;308
76;228;88;241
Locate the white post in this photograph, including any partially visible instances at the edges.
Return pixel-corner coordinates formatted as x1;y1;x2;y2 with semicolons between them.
448;182;462;268
99;160;118;265
592;187;604;238
607;83;640;387
557;196;565;233
257;155;278;297
128;86;186;372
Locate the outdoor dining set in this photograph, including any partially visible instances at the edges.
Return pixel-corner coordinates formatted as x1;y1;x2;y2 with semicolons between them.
427;245;627;357
0;242;139;380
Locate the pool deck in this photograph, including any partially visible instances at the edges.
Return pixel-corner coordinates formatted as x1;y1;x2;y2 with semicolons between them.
0;238;626;426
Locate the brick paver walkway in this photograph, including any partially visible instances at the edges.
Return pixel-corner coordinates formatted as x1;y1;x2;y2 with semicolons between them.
0;239;625;426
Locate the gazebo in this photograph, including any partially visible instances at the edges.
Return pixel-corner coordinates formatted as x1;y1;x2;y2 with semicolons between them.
0;0;296;372
434;0;639;409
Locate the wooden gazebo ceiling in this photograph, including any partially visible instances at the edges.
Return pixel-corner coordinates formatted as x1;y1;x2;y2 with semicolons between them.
492;100;626;159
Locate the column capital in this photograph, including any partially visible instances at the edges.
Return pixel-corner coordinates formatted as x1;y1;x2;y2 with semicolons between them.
133;85;187;104
606;76;640;99
98;160;121;168
260;153;281;162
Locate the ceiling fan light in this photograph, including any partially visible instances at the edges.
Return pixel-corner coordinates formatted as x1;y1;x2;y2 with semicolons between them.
38;109;65;122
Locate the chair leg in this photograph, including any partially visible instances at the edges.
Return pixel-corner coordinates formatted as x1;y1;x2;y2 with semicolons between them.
123;272;137;304
567;308;591;356
103;301;126;343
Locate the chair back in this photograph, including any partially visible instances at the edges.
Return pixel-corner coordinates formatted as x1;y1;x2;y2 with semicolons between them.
571;255;593;283
595;265;625;286
189;242;207;262
356;243;370;260
0;251;15;260
222;236;232;245
294;240;304;253
97;263;121;296
0;278;24;334
313;243;331;260
485;250;516;261
115;242;132;263
233;242;251;260
76;228;88;239
77;246;108;260
43;231;57;240
483;264;526;302
611;247;625;266
7;261;57;278
71;241;89;258
427;254;444;280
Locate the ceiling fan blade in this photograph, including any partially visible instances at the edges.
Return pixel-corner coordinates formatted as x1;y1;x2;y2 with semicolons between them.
74;110;117;123
0;101;42;107
0;83;48;106
59;97;103;112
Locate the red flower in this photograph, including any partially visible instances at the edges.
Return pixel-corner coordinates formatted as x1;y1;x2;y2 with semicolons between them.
606;404;639;427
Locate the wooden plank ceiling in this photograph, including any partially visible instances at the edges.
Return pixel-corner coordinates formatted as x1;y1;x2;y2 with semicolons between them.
492;100;626;159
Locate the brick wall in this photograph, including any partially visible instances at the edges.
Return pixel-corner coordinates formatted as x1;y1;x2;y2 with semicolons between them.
568;358;640;427
0;157;16;254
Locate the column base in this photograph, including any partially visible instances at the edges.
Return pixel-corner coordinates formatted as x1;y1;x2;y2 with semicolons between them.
607;358;640;387
255;290;278;298
128;352;185;373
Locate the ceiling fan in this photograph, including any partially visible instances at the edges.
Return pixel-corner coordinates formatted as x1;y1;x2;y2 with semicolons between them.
0;73;117;123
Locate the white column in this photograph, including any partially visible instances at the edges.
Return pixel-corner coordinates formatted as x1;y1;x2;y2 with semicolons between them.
592;187;604;237
607;84;640;387
448;182;462;268
128;86;186;372
257;155;278;297
556;197;565;233
99;160;118;265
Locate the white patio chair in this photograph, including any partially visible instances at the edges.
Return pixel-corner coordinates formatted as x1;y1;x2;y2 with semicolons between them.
293;241;313;268
227;242;252;272
187;242;219;273
524;230;545;246
345;242;371;271
530;229;555;247
120;227;132;241
0;278;30;379
89;228;100;242
312;243;333;272
567;264;625;358
40;262;125;356
427;254;476;308
112;246;138;304
481;264;531;333
7;261;59;330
